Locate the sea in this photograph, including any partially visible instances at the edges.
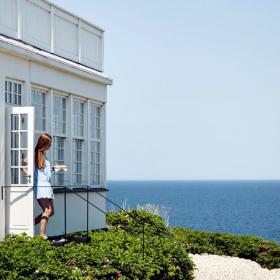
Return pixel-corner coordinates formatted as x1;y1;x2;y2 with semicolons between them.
106;180;280;244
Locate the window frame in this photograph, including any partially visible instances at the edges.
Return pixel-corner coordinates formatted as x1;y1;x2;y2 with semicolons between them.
52;93;68;186
89;102;102;186
72;98;86;185
31;87;47;132
5;79;24;106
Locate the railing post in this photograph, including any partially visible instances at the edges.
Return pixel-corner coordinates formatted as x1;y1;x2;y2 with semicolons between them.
64;186;67;239
142;222;145;261
86;186;89;241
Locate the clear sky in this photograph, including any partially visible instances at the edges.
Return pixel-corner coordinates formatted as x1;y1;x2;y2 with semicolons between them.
52;0;280;180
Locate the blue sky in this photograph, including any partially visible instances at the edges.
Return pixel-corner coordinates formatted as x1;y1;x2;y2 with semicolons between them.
52;0;280;180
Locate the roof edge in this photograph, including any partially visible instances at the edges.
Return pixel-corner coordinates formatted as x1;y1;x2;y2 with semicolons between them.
0;35;113;86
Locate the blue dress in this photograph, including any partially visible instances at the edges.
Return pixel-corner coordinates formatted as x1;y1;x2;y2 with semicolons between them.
34;160;54;199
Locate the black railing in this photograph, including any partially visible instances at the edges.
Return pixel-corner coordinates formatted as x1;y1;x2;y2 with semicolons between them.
61;185;151;260
1;185;158;260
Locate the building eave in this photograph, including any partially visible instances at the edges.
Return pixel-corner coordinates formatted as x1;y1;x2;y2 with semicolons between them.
0;35;113;86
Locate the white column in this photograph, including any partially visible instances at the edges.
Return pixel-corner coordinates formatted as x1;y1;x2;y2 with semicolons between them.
68;95;73;185
0;70;6;241
101;33;104;72
78;19;82;63
101;103;106;187
87;100;90;185
50;5;54;53
48;88;53;163
25;61;32;106
17;0;22;40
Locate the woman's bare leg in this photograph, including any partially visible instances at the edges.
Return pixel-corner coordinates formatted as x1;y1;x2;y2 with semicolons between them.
35;199;44;225
37;198;54;238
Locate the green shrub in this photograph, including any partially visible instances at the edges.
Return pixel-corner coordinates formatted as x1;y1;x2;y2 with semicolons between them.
107;209;171;237
172;227;280;269
0;210;194;280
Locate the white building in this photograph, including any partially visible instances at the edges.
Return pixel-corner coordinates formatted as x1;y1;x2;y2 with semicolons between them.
0;0;113;241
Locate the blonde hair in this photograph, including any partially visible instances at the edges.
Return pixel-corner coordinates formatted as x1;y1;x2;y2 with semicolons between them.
35;133;52;169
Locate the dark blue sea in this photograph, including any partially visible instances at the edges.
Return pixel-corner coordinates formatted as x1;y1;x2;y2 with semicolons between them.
106;180;280;244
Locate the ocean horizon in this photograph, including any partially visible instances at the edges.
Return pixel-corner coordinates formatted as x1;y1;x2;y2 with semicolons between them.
106;180;280;244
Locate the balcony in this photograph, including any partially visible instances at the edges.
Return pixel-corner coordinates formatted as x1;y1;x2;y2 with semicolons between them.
0;0;104;72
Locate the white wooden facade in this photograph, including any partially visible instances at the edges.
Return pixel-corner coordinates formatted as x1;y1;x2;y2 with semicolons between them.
0;0;113;241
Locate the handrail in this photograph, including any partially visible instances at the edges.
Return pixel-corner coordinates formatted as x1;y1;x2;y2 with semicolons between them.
87;186;156;228
62;186;147;257
1;185;161;260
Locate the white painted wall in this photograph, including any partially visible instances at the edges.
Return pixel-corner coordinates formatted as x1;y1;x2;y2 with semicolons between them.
0;0;17;38
0;46;109;240
0;51;107;103
0;0;104;71
35;191;107;236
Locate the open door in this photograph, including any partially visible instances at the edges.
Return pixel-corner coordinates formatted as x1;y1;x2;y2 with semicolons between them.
5;107;34;236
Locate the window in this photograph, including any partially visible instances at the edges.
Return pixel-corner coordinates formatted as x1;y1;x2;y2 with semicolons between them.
90;141;101;185
89;104;102;185
53;95;66;135
90;105;101;139
32;88;46;131
53;94;67;186
72;99;85;185
73;100;84;137
5;80;23;105
73;139;83;185
53;136;66;185
31;87;47;146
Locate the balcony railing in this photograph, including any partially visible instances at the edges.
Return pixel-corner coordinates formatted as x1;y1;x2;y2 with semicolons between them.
0;0;104;71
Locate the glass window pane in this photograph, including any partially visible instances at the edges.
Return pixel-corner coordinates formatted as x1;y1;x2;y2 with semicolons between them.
11;132;19;148
20;150;28;165
11;168;19;184
20;114;28;130
5;81;23;105
11;151;18;166
11;115;19;130
32;88;46;131
14;83;17;94
53;95;67;135
13;94;18;105
18;84;21;94
20;168;29;184
20;132;28;148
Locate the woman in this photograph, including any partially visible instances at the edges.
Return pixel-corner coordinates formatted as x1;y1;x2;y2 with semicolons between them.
34;133;54;239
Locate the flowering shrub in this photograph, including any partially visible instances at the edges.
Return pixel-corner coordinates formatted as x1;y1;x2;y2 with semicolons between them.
0;210;194;280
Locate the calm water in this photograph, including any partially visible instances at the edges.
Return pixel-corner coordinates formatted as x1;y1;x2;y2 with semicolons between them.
106;180;280;244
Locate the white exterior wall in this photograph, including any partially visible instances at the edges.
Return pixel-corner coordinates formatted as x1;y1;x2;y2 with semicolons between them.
0;43;110;240
30;63;107;102
0;0;112;241
0;52;107;103
35;191;106;236
0;0;104;71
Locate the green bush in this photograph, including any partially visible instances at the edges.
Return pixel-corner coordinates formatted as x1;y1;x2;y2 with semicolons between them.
172;227;280;269
107;209;171;237
0;210;194;280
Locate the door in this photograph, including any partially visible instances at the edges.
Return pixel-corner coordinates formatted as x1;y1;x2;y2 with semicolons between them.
5;106;34;236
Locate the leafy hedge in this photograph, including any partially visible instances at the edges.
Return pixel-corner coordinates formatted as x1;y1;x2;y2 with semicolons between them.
107;209;171;237
0;210;194;280
172;227;280;269
3;208;278;279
